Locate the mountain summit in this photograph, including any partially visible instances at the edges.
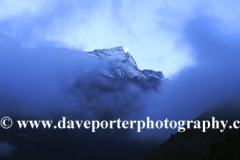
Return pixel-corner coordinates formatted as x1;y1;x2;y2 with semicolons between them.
85;46;164;90
0;34;164;91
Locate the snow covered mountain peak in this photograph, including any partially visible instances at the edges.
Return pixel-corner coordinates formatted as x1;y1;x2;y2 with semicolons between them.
84;46;164;90
88;46;138;69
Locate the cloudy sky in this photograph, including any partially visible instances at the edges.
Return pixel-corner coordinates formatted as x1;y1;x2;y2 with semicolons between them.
0;0;240;77
1;2;240;158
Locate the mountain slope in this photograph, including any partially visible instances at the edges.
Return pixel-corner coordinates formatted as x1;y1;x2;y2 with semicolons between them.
143;99;240;160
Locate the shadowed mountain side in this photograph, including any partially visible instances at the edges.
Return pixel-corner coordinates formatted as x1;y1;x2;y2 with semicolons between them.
143;99;240;160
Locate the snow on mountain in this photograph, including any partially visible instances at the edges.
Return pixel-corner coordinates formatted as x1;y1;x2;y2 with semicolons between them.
0;33;164;90
86;46;163;80
87;46;139;77
83;46;164;90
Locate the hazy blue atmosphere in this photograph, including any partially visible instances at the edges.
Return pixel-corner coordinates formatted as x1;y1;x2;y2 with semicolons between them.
1;0;240;77
0;0;240;160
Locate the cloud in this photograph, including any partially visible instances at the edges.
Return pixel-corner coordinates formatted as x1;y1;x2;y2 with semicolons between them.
1;12;240;139
1;0;240;77
1;6;240;159
0;0;198;77
1;1;240;159
143;14;240;126
0;34;146;123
